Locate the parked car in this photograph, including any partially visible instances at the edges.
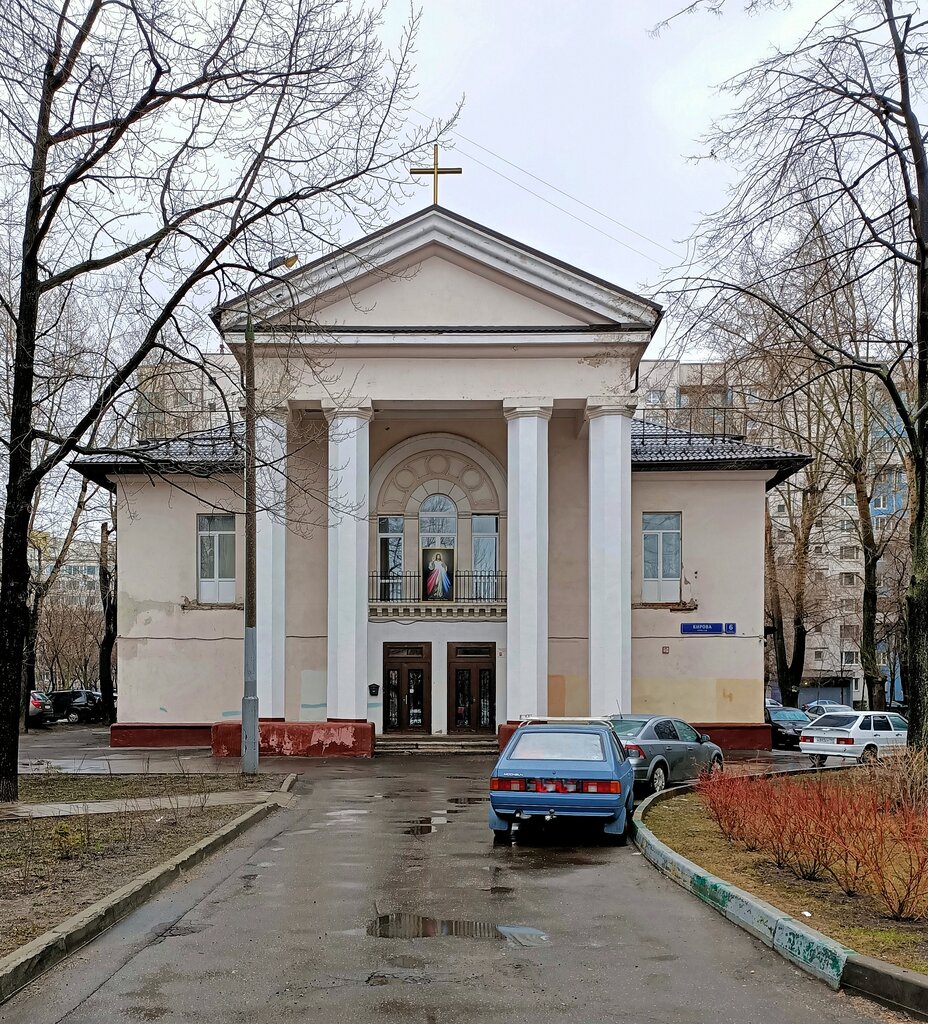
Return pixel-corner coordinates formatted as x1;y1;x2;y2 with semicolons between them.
765;698;782;708
48;688;102;723
28;690;55;726
801;699;847;714
764;707;811;749
799;711;908;765
607;715;724;794
489;723;634;844
803;702;855;720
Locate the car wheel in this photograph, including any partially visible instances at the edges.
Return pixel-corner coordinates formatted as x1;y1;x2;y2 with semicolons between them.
860;745;879;764
710;755;723;774
810;754;827;768
650;764;667;794
66;711;79;724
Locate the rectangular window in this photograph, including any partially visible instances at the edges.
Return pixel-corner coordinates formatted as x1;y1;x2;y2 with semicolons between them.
642;512;682;603
775;502;786;514
378;517;404;600
840;546;860;560
840;572;857;586
873;494;888;510
839;493;856;507
813;650;825;661
840;598;855;613
840;624;860;641
842;650;860;666
197;514;235;603
472;515;499;601
840;518;855;533
646;389;666;405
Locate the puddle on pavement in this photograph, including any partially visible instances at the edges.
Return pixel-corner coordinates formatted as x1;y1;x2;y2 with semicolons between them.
402;815;449;836
448;796;487;806
367;913;548;947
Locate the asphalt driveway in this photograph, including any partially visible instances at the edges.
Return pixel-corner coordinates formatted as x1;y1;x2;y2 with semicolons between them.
2;756;894;1023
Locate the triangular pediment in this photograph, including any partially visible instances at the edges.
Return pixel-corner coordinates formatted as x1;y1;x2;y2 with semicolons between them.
217;207;662;334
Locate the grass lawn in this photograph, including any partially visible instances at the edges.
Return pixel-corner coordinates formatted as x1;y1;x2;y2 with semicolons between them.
647;792;928;974
0;803;260;960
18;772;287;804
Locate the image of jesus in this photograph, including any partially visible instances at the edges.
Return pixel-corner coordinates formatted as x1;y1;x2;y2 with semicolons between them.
426;552;452;599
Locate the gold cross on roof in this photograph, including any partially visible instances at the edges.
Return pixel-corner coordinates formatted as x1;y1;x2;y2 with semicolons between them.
410;144;462;205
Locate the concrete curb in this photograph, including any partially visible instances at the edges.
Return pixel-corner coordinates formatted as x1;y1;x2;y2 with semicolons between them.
0;799;277;1005
279;773;298;793
632;779;928;1016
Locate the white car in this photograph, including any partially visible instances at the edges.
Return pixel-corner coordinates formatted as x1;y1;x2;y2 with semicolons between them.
800;711;908;765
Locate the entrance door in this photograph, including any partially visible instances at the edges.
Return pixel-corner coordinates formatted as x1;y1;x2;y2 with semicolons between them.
447;643;496;733
383;643;431;733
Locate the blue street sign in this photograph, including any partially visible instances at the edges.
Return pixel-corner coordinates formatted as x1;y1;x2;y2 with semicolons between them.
680;623;738;635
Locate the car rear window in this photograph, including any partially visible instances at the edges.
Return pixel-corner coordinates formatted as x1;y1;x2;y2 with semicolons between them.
809;714;858;729
608;718;648;737
510;731;605;761
770;710;809;722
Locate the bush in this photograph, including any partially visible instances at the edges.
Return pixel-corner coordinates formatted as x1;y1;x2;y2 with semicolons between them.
695;759;928;921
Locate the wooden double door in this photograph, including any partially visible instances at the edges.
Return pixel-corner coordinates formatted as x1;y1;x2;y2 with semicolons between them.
382;642;497;734
447;643;496;734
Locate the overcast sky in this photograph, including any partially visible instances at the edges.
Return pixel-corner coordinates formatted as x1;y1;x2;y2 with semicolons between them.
377;0;824;326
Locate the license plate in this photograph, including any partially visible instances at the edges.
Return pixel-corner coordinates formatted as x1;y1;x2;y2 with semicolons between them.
526;779;579;793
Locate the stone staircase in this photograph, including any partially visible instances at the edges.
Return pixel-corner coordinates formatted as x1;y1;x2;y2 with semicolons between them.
376;735;499;756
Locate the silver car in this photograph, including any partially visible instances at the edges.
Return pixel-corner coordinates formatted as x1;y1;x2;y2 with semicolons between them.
607;715;724;794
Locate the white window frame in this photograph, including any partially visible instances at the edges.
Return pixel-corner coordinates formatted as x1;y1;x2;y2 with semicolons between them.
197;514;236;604
839;493;856;507
646;389;666;406
642;512;682;603
842;650;860;666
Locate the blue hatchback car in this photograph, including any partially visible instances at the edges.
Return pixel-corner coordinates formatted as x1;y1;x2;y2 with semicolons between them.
489;723;634;844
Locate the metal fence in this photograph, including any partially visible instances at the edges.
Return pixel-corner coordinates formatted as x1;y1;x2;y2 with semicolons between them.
369;572;507;604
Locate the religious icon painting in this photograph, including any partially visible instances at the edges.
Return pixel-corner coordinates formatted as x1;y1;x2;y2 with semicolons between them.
422;548;454;601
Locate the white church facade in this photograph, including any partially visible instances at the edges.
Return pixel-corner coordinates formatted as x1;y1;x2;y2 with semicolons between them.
77;207;808;750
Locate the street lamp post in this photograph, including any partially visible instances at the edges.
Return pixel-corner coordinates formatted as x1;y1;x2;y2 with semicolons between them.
241;256;297;775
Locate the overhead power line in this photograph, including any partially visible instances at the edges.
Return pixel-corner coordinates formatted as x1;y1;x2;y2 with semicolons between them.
412;106;683;266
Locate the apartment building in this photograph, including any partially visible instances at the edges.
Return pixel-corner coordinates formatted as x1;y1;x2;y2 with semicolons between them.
639;359;907;707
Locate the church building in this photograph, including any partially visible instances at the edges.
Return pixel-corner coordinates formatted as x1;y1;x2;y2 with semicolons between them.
76;206;808;751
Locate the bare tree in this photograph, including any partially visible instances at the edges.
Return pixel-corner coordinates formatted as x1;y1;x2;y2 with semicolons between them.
0;0;450;801
664;0;928;744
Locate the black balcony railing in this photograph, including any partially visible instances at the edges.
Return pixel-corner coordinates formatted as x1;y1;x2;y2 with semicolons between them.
369;571;507;604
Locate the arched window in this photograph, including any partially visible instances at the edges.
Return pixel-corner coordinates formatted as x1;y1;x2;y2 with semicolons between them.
420;495;457;601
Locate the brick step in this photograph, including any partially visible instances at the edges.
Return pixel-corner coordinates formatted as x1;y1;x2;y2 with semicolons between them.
377;736;498;755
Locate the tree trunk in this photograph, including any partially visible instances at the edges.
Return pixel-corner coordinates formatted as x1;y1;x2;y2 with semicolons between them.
907;498;928;747
765;509;795;704
98;523;117;726
0;494;36;803
854;468;885;711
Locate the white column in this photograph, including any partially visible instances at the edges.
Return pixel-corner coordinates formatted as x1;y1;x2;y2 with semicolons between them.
587;396;636;716
504;398;552;720
324;401;372;721
256;413;288;719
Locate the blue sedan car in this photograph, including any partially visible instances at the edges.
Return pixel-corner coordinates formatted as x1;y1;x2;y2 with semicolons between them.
489;723;634;844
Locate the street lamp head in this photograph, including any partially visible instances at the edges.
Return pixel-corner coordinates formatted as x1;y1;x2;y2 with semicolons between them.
267;255;299;271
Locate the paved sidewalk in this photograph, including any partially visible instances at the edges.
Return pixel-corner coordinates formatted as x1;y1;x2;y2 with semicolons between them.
0;789;285;821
